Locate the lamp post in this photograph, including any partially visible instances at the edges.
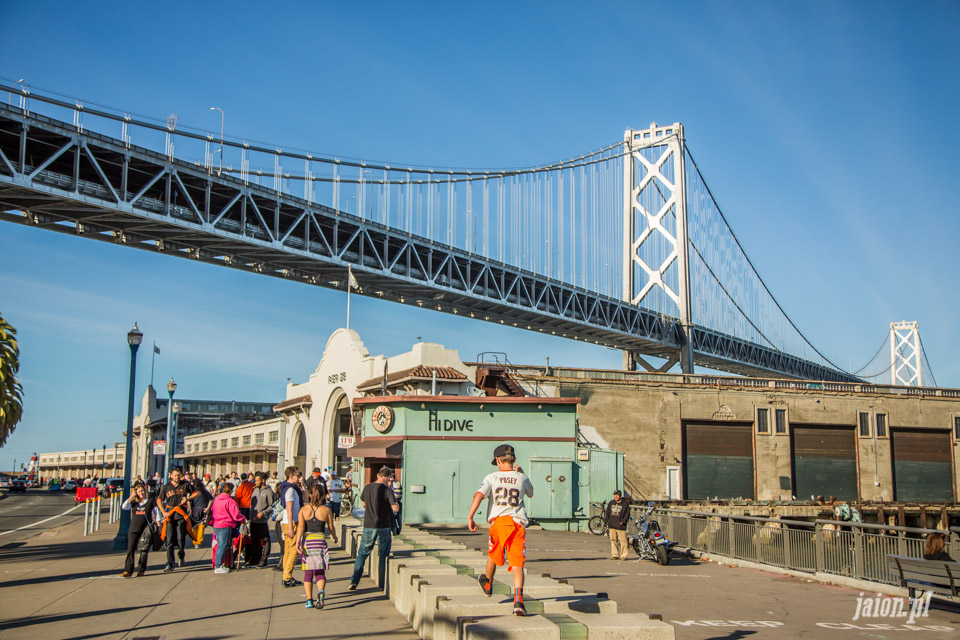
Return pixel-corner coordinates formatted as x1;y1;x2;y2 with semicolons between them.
113;442;118;474
210;107;224;176
171;401;180;474
102;444;106;477
164;378;177;478
113;322;142;550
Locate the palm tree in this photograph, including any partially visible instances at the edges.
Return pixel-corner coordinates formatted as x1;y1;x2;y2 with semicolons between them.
0;312;23;447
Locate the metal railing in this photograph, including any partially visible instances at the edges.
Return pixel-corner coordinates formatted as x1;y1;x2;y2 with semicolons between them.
641;506;960;587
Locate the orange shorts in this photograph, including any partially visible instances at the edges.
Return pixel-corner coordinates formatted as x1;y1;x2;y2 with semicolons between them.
487;515;526;571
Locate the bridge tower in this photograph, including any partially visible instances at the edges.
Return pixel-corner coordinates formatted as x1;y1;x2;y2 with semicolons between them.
890;321;923;386
622;123;694;374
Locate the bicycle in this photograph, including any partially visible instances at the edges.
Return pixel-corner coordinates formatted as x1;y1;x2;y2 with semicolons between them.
588;501;609;535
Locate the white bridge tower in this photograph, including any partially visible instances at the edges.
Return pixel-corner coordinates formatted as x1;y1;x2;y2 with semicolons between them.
890;321;922;387
622;122;694;374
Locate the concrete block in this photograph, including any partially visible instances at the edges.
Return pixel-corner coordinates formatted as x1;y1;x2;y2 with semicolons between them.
462;615;561;640
432;594;615;640
389;556;444;606
565;611;675;639
413;575;576;635
395;564;459;616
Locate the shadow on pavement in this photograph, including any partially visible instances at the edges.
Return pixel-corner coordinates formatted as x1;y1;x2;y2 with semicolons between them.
0;604;163;631
0;538;116;564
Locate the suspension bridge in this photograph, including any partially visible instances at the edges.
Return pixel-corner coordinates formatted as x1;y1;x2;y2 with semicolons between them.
0;84;935;384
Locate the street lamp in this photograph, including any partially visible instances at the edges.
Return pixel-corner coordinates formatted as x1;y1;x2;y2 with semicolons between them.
164;377;177;477
113;321;142;550
210;107;224;176
171;401;181;474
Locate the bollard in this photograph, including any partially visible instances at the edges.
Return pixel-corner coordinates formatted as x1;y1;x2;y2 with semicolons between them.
94;497;101;531
108;493;114;523
83;499;90;536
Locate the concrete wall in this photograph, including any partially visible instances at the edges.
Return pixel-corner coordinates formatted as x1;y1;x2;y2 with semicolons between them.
539;374;960;503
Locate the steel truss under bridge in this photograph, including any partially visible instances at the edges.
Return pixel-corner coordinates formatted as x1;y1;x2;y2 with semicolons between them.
0;101;858;382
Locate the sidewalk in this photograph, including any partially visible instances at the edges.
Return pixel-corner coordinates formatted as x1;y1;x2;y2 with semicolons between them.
0;515;417;639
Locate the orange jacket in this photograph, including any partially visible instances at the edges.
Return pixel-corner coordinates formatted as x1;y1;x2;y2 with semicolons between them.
234;480;255;509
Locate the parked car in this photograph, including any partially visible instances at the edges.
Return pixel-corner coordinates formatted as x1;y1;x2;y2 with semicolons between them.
0;477;11;490
63;481;77;491
100;478;124;496
10;479;27;493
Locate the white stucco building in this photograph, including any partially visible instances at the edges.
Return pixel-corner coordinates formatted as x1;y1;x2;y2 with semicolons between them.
273;329;479;476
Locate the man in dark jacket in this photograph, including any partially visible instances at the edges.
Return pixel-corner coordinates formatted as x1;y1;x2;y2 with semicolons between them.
605;490;630;560
249;471;276;569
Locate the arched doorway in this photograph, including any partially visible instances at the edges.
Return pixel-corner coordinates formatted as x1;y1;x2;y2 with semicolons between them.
330;395;353;477
293;423;307;473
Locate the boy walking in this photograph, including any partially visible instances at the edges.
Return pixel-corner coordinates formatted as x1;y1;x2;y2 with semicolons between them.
467;444;535;616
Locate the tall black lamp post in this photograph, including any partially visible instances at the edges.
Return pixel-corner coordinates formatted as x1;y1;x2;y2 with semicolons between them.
113;322;142;550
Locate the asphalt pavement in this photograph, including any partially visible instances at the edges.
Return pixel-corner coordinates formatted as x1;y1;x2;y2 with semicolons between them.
2;493;959;639
421;524;960;640
0;489;84;542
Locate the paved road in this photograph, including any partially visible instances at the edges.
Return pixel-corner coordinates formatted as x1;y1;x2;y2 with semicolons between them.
422;525;960;640
0;489;85;542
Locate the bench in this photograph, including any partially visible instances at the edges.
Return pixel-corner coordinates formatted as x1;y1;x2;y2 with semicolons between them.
887;554;960;600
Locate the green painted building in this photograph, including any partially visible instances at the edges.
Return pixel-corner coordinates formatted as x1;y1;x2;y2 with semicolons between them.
349;396;624;530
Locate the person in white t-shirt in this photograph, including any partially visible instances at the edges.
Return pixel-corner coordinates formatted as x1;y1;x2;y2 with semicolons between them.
328;472;345;519
280;467;303;586
467;443;534;616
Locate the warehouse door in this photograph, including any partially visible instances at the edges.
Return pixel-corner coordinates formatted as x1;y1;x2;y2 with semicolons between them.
891;429;953;502
791;426;858;501
683;423;754;500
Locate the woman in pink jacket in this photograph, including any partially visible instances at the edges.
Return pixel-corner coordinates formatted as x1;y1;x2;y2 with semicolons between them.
211;483;246;574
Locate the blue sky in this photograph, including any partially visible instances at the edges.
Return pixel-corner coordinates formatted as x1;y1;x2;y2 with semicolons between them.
1;1;958;472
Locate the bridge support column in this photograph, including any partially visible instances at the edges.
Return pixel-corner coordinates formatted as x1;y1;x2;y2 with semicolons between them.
623;123;695;374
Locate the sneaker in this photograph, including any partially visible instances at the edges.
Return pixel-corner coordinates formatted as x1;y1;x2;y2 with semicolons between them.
478;574;492;597
305;600;314;609
121;571;131;578
213;567;224;574
163;565;174;573
316;591;324;609
347;583;358;591
136;570;145;577
513;600;527;616
282;578;299;588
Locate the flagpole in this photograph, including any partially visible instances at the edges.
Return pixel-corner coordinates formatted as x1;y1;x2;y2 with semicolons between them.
346;267;352;330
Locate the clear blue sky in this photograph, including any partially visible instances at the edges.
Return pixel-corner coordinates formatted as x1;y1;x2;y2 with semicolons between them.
1;1;958;472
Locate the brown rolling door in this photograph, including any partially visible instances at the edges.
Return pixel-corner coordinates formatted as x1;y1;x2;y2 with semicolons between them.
683;422;754;500
891;429;953;502
791;426;858;501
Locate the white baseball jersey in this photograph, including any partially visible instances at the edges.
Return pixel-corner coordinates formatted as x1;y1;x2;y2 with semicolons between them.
476;470;535;527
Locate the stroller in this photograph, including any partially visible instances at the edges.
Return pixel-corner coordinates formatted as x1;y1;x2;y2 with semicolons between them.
211;522;251;571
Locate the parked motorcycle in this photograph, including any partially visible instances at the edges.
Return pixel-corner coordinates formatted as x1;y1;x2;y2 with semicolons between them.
630;501;674;565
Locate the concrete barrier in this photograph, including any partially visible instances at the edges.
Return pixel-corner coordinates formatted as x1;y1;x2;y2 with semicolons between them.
565;611;676;639
392;557;490;615
431;593;616;640
461;614;562;639
412;574;576;634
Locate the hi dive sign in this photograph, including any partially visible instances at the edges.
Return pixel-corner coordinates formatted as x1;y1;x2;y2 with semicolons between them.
428;409;474;433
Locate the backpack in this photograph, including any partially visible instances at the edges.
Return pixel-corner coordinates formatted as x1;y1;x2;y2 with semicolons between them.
271;482;302;521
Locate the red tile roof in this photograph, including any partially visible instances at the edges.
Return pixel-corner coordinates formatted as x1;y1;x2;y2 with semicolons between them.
273;394;312;412
357;365;467;391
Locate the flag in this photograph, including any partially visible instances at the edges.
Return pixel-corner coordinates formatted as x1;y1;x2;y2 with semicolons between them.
153;345;161;354
348;266;360;292
380;359;388;396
